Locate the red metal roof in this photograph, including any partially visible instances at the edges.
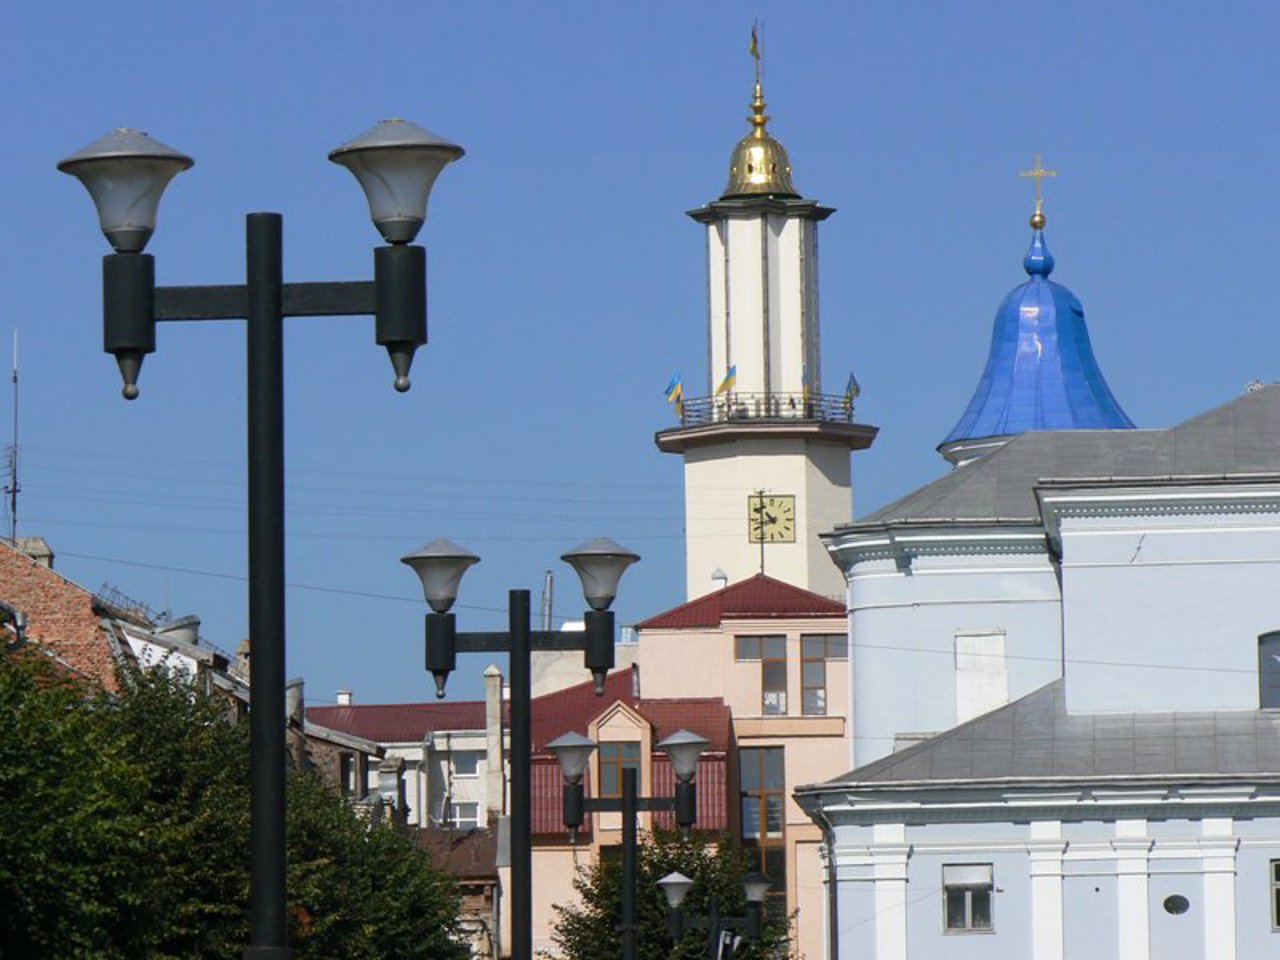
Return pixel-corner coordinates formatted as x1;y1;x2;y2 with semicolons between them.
307;700;486;743
635;573;846;629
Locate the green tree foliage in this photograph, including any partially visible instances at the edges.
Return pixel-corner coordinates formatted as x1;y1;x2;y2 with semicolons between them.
552;830;791;960
0;654;467;960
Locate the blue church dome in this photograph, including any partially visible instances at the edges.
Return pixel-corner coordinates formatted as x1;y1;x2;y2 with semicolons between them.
939;225;1134;464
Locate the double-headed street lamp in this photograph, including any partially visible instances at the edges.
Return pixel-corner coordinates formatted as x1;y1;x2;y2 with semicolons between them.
547;728;709;960
60;119;463;960
401;537;640;960
657;870;772;960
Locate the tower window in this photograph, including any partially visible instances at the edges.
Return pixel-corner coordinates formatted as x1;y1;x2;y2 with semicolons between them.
943;864;993;933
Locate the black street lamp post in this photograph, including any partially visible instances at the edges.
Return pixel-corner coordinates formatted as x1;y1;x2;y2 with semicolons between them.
60;120;463;960
547;729;709;960
657;870;772;960
400;537;640;960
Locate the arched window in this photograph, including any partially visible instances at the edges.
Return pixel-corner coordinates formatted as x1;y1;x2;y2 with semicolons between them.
1259;632;1280;709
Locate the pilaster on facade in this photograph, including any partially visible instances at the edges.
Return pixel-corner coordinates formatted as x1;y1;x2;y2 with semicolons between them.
1027;820;1067;960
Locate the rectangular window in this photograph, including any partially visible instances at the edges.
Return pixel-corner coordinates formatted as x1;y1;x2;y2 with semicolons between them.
740;747;786;919
761;636;787;715
451;750;482;777
800;634;846;716
339;752;366;799
448;801;479;830
943;864;993;933
598;741;641;798
1260;634;1280;709
1272;860;1280;929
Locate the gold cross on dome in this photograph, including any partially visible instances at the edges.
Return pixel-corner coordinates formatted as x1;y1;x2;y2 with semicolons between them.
1019;153;1058;218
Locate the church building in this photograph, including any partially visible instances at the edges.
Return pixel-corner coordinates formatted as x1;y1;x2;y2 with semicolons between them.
801;185;1280;960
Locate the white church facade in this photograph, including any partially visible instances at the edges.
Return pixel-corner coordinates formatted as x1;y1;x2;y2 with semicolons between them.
803;353;1280;955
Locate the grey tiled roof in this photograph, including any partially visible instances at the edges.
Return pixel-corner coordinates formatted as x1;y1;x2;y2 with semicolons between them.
847;384;1280;527
829;681;1280;785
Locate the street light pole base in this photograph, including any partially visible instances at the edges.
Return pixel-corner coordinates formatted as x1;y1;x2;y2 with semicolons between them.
243;948;294;960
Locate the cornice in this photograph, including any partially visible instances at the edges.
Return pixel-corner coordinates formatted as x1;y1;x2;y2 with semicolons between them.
823;521;1049;569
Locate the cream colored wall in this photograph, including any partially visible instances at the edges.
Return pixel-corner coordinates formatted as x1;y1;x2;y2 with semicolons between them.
530;845;581;954
683;439;851;600
636;615;850;938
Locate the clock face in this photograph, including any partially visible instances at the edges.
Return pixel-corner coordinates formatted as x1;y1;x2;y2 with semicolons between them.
748;494;797;543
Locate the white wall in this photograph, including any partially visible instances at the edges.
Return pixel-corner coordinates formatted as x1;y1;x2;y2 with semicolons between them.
838;530;1062;766
1046;485;1280;714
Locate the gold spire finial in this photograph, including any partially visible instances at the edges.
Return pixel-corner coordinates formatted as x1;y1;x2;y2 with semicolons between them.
721;23;798;198
1019;153;1058;229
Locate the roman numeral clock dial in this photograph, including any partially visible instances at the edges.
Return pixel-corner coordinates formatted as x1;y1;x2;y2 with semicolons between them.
748;493;797;543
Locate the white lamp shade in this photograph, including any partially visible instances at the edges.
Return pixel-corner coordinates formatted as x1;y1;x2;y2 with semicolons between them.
657;871;694;910
329;119;464;244
57;129;193;253
561;538;640;612
546;731;596;784
656;729;709;782
742;871;773;904
400;538;480;614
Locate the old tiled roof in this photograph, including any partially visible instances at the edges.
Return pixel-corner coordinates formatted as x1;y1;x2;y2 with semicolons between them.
848;384;1280;528
307;700;487;743
635;573;845;629
817;680;1280;788
417;827;498;881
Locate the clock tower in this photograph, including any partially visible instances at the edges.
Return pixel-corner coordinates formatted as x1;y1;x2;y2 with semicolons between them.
657;69;877;600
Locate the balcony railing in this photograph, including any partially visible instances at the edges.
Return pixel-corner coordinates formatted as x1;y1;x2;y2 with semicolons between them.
670;391;857;428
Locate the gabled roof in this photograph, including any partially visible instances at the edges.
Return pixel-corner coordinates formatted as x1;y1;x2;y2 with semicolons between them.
530;668;733;754
818;680;1280;788
845;384;1280;528
635;573;845;629
417;827;498;881
307;700;487;743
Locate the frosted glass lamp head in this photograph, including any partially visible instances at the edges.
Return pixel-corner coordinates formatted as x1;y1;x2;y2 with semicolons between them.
656;729;709;782
657;871;694;910
400;538;480;614
329;119;464;245
561;538;640;612
546;731;597;785
742;871;772;904
57;129;194;253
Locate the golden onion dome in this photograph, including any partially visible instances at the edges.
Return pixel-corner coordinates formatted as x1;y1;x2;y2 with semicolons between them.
722;81;799;199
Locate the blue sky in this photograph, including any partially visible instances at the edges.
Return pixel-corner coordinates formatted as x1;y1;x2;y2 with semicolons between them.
5;2;1279;704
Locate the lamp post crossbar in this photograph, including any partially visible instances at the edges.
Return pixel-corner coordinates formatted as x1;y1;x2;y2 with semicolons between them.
155;280;378;321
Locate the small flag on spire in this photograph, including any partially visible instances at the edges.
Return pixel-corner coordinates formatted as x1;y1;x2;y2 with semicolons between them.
749;24;760;60
665;374;684;417
715;365;737;397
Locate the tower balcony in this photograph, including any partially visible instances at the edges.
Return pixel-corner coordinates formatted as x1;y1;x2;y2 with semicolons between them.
656;391;878;454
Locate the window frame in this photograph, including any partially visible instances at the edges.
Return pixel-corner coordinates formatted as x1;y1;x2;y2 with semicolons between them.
739;746;787;919
451;750;481;778
448;801;480;830
800;634;846;716
597;741;641;799
942;864;994;934
1271;860;1280;930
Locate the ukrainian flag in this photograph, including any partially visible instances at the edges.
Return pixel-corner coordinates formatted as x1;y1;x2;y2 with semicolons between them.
715;364;737;397
843;372;861;413
665;374;684;416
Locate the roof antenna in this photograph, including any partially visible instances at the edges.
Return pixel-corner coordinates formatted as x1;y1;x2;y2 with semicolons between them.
4;330;19;543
